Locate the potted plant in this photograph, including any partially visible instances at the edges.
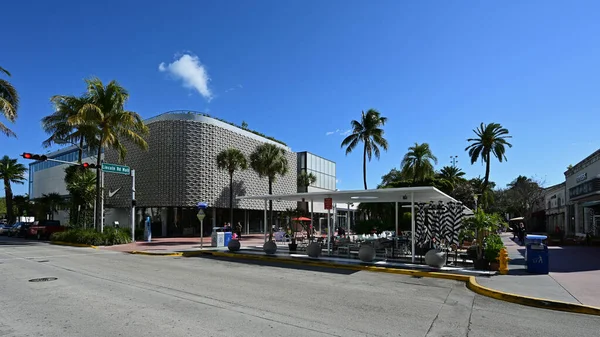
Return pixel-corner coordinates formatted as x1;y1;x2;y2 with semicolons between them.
484;233;504;271
463;210;505;270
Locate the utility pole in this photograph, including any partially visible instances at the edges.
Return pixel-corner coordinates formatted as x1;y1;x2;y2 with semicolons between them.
450;155;458;167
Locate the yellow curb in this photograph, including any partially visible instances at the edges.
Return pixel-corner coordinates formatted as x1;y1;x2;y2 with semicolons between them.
190;250;600;316
466;276;600;316
51;241;98;249
128;251;184;257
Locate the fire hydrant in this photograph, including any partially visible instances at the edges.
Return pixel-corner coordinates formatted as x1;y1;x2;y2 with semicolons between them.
498;248;510;275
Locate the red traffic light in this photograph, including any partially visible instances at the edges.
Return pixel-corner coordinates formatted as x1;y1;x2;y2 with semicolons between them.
22;153;47;161
81;163;99;169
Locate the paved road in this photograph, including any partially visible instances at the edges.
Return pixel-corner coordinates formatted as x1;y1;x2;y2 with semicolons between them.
1;236;600;337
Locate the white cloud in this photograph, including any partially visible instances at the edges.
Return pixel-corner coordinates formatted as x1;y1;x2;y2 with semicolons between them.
158;54;213;101
325;129;352;136
224;84;243;93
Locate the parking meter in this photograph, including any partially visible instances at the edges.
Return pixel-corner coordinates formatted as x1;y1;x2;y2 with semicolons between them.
197;202;208;247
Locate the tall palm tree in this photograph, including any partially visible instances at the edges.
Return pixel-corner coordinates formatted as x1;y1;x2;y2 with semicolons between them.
65;168;96;227
12;195;32;217
42;95;98;163
216;148;248;225
401;142;438;182
250;143;289;241
0;66;19;137
437;165;466;190
341;109;388;190
69;77;149;230
0;156;27;223
465;122;512;195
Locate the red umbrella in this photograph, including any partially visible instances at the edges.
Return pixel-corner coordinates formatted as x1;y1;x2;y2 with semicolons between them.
292;217;312;221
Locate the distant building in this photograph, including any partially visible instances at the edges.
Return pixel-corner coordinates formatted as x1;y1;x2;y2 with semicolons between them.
564;149;600;236
542;182;566;233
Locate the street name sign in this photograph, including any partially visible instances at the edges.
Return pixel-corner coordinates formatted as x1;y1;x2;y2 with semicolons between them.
102;163;131;175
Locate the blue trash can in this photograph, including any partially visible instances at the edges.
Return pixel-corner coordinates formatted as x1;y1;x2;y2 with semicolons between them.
525;234;549;274
224;232;232;247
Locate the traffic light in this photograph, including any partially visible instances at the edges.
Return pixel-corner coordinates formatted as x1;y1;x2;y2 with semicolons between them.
22;153;48;161
81;162;100;169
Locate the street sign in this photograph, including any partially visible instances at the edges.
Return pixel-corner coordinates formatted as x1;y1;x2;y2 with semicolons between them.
102;163;131;175
324;198;333;210
197;209;206;221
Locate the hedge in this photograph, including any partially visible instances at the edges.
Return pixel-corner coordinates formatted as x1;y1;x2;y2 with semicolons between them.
51;227;132;246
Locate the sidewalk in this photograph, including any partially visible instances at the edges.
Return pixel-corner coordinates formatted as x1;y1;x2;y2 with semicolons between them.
100;235;267;253
476;233;600;307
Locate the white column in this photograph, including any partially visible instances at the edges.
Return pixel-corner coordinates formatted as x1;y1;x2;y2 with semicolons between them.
411;192;415;263
327;208;331;255
131;169;135;241
310;200;314;240
575;204;580;233
346;203;350;233
395;201;399;248
264;199;268;243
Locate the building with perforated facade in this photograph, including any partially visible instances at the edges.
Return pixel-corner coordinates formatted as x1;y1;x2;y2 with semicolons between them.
28;111;338;237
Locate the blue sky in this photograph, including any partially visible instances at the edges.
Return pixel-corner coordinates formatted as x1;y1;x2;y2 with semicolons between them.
2;0;600;196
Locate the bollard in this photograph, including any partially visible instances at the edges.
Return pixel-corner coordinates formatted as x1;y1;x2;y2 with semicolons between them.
498;248;510;275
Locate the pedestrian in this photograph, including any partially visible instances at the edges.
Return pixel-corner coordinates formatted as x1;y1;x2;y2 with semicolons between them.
236;222;242;239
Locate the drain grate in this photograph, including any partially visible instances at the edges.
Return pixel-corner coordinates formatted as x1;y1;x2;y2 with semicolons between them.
37;260;49;263
29;277;58;282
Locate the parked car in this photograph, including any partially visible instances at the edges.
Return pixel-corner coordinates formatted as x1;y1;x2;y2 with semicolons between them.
16;223;33;237
0;224;13;235
7;222;30;237
28;220;66;240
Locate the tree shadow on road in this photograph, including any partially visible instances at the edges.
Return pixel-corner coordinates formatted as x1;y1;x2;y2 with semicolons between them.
189;255;360;275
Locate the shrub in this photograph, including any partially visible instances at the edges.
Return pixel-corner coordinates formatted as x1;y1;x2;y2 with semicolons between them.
50;227;132;246
354;219;386;235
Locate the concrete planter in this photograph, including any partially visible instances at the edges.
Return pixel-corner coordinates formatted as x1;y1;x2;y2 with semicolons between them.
358;245;375;262
306;242;322;258
263;240;277;255
227;239;241;252
424;249;446;268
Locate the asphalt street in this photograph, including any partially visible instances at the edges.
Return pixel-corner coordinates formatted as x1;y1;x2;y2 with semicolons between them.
1;236;600;337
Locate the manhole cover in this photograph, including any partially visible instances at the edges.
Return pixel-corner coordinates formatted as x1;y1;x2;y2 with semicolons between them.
37;260;49;263
29;277;58;282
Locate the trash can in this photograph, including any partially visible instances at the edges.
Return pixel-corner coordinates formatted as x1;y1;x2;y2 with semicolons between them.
211;227;225;247
224;232;232;247
525;234;549;274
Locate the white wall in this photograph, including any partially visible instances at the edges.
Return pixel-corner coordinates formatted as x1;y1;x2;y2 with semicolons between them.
31;164;70;199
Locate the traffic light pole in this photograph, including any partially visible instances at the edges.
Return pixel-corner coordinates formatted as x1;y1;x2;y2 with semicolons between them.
100;170;104;233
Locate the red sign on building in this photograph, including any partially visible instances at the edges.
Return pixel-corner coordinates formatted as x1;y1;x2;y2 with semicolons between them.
324;198;333;210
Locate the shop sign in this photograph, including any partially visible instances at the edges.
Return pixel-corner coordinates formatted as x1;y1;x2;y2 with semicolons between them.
576;173;588;183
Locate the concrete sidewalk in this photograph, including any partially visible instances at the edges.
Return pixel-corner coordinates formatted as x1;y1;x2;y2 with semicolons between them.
476;233;600;307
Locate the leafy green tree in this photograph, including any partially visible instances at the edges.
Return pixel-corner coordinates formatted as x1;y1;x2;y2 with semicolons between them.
68;78;149;230
65;168;96;227
341;109;388;189
12;195;32;217
216;148;248;225
401;142;438;182
0;66;19;137
250;143;289;241
0;156;26;223
36;193;66;220
465;122;512;197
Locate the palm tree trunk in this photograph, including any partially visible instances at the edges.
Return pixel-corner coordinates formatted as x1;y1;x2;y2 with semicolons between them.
229;173;234;226
4;179;14;224
94;144;103;230
77;137;84;164
268;178;273;241
362;144;368;190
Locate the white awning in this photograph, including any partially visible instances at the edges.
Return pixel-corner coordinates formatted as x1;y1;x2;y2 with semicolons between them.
237;186;471;211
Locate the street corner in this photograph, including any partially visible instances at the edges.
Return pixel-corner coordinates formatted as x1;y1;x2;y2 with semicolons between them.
466;276;600;316
51;241;98;249
127;250;183;257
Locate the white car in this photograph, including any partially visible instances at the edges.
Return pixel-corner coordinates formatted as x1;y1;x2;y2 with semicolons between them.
0;224;13;235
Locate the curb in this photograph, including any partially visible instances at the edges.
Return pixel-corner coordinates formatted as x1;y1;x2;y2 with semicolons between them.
128;251;183;256
466;277;600;316
51;241;98;249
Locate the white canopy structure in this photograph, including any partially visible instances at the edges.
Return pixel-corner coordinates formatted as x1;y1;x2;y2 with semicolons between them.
237;186;473;262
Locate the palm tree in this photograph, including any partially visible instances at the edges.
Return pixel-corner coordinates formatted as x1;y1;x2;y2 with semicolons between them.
12;195;32;217
0;156;27;223
36;193;66;220
0;66;19;137
65;168;96;227
216;148;248;225
297;170;317;192
69;77;150;230
465;122;512;195
401;142;438;182
42;95;98;163
341;109;388;190
437;165;466;190
250;143;289;241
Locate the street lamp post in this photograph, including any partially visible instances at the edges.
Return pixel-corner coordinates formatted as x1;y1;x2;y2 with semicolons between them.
450;155;458;167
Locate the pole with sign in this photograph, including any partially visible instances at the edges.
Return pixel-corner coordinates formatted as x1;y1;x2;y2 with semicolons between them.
197;202;208;248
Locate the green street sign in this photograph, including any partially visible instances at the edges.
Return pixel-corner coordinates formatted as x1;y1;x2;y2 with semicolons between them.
102;163;131;175
197;209;206;221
